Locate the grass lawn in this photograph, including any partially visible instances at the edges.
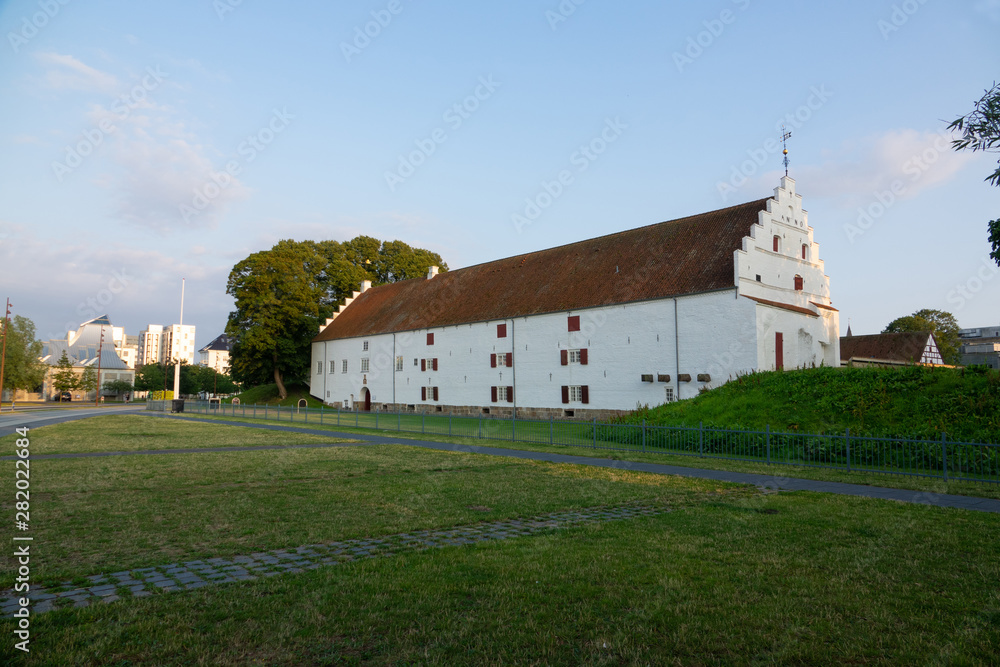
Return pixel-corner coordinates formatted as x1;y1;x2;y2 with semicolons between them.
1;415;998;664
173;410;1000;501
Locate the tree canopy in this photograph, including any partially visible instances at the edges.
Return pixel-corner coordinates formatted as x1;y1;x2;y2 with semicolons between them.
1;315;46;394
52;351;78;396
226;237;447;398
948;82;1000;265
883;309;961;365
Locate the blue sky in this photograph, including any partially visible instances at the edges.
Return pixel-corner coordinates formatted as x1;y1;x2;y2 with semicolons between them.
1;0;998;350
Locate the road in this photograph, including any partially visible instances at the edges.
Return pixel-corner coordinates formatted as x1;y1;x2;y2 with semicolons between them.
0;404;146;436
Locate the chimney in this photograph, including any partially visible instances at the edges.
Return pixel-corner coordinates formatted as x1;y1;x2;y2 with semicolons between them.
427;265;439;279
360;280;372;293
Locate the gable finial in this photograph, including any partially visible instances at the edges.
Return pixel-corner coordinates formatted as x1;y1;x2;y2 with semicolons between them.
780;125;792;177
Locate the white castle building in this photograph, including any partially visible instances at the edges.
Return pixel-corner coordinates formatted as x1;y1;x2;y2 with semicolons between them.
310;177;839;418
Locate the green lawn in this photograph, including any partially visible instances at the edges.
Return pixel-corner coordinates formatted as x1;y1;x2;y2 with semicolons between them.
2;415;998;665
166;410;1000;501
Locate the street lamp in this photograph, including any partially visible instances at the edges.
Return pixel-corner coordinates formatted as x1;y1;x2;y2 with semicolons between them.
0;299;11;411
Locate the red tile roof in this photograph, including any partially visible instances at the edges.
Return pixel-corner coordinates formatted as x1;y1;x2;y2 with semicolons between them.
840;332;933;364
315;197;771;342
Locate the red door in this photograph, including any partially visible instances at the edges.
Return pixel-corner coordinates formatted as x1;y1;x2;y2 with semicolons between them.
363;388;371;412
775;332;784;370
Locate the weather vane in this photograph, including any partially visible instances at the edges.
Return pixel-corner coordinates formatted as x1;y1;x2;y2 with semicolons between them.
780;125;792;177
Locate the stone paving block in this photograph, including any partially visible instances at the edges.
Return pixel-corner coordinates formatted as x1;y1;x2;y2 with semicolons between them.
185;581;210;590
101;595;120;604
88;585;117;595
133;591;153;598
34;601;54;613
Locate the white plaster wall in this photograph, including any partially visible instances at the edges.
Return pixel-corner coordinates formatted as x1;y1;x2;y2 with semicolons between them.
311;289;760;411
754;304;840;370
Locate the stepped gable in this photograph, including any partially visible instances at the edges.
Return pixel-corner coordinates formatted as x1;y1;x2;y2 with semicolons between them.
315;197;770;341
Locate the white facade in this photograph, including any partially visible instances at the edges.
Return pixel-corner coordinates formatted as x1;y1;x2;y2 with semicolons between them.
138;325;163;366
163;324;197;365
310;177;839;416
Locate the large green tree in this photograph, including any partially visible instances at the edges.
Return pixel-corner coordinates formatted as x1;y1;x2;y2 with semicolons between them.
1;315;46;395
134;363;167;393
226;237;447;399
883;309;961;365
948;82;1000;265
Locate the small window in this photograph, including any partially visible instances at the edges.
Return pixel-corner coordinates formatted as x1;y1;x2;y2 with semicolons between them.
497;386;509;402
496;353;507;367
568;386;585;402
756;274;761;282
395;356;403;371
794;275;803;291
773;235;780;253
342;359;348;373
801;244;808;260
497;323;507;338
361;358;370;372
568;315;580;332
317;362;323;375
426;333;434;345
414;358;418;366
329;360;336;374
363;341;369;351
665;387;674;402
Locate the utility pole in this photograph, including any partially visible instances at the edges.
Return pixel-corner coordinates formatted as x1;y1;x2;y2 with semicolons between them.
0;299;10;411
95;325;105;408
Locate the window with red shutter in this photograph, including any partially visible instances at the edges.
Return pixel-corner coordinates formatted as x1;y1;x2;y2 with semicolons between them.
497;323;507;338
568;315;580;332
581;386;589;404
427;333;434;345
801;244;808;260
491;353;497;368
794;275;803;291
579;348;588;365
561;386;569;404
421;359;426;371
421;387;427;401
432;358;438;371
433;387;439;401
773;236;780;252
505;352;513;367
491;386;498;403
560;350;568;365
506;386;513;403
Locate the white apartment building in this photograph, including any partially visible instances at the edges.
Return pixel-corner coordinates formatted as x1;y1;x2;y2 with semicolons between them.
139;323;196;366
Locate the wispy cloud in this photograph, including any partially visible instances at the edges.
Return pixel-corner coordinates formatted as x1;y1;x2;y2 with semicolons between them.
35;52;119;93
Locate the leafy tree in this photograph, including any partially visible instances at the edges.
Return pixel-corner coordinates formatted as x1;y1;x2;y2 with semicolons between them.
883;309;961;365
79;366;98;395
103;379;134;397
948;82;1000;265
52;351;78;398
164;361;199;396
1;315;46;394
134;363;167;393
226;237;446;399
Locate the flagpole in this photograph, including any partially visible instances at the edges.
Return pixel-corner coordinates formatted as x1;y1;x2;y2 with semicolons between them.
173;279;184;397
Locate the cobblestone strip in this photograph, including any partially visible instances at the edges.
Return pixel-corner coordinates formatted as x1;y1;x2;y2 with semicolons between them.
1;504;665;617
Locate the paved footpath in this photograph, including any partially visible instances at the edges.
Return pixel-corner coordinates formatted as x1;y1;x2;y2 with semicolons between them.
2;505;663;617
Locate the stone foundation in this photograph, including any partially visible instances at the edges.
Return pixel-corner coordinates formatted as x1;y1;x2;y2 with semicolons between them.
321;401;629;422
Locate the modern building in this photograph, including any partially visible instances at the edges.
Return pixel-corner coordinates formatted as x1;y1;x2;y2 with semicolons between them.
840;331;946;367
958;326;1000;369
39;315;136;400
199;334;231;374
310;176;840;418
139;323;196;366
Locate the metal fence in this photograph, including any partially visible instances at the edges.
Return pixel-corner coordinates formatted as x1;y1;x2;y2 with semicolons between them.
146;400;1000;484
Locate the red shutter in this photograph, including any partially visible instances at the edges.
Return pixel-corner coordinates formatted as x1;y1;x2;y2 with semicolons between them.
491;353;497;368
506;386;514;403
561;386;569;404
433;387;439;401
568;315;580;332
421;359;426;371
775;332;784;370
561;350;568;365
801;244;807;260
421;387;427;401
773;236;779;252
433;358;438;371
497;324;506;338
491;386;498;402
506;353;513;367
581;386;589;404
427;333;434;345
579;348;588;365
794;275;803;291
